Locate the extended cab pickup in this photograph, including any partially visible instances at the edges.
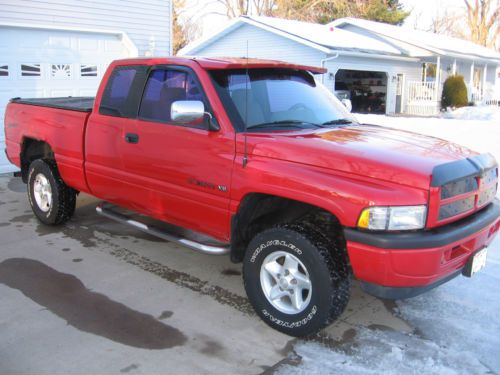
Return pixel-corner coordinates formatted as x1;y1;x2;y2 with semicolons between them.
4;57;500;336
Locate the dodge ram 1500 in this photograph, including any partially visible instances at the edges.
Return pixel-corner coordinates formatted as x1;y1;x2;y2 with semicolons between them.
4;57;500;336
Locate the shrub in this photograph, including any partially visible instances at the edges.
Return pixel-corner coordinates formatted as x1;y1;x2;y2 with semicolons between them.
441;75;468;109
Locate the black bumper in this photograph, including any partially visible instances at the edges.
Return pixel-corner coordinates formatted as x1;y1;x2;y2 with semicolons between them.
344;199;500;250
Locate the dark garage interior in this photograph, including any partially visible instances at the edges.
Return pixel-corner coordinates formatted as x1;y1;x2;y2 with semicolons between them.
334;69;387;114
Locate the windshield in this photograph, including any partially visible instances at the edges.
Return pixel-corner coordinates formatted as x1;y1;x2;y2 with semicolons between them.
210;68;357;131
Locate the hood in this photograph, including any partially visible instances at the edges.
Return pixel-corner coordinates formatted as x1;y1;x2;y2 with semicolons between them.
246;124;477;190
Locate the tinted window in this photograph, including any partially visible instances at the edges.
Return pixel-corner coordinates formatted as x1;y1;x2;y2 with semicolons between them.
139;69;205;123
211;69;355;131
99;67;138;117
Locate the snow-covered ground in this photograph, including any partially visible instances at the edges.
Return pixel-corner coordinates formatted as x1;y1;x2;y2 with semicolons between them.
279;107;500;375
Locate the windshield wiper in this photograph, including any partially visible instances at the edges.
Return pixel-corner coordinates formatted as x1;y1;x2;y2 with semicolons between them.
321;118;355;126
247;120;321;130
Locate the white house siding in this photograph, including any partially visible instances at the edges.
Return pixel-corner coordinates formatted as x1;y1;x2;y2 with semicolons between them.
0;26;135;173
324;55;422;114
486;67;496;85
0;0;172;56
0;0;172;173
191;23;326;68
455;61;472;83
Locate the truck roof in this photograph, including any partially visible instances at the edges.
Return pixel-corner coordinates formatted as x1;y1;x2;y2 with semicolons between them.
111;56;327;74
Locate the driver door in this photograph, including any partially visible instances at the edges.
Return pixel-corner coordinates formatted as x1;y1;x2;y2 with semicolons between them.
122;66;234;240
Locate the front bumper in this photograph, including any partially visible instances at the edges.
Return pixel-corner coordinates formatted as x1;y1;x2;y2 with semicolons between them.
344;200;500;299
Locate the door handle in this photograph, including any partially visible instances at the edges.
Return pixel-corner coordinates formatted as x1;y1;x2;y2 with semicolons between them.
125;133;139;144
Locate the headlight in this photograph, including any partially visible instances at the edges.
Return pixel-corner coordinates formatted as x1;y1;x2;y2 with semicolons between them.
357;205;427;231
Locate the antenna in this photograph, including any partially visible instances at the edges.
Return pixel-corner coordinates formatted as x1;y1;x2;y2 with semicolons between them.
242;40;249;168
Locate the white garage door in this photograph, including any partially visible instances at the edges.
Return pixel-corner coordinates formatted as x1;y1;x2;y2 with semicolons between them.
0;26;136;174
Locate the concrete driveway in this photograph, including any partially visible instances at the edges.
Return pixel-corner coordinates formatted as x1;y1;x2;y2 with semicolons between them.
0;174;412;375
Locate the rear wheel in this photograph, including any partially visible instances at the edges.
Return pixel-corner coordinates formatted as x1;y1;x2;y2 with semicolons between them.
243;223;351;337
27;159;77;225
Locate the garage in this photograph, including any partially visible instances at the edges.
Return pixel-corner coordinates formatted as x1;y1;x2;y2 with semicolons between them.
0;25;136;173
334;69;388;114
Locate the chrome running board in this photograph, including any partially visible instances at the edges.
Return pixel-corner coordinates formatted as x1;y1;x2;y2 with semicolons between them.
96;203;230;255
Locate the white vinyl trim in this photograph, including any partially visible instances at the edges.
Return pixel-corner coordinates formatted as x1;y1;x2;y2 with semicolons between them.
334;50;419;62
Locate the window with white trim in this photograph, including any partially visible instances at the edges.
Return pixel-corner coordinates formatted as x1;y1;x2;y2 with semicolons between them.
80;65;98;77
21;64;41;77
0;65;8;77
51;64;72;78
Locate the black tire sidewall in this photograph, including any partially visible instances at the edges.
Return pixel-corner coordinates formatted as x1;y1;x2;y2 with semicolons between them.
243;228;340;336
27;160;60;225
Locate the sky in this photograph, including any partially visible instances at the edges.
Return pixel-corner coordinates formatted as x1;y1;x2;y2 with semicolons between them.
183;0;468;39
402;0;465;30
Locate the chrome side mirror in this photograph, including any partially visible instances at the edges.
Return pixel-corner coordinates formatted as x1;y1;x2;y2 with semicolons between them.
171;100;219;131
341;99;352;112
171;100;205;123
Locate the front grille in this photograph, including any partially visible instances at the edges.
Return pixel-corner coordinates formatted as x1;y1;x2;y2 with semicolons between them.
482;168;497;185
478;184;497;206
437;167;498;222
439;196;475;220
441;176;478;199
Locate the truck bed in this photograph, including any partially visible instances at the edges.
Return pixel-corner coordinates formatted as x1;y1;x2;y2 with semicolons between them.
10;97;94;113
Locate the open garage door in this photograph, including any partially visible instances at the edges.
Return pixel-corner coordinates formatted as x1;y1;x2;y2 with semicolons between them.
334;69;387;114
0;25;136;174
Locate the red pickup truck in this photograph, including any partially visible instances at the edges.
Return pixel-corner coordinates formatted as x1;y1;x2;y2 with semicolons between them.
4;57;500;336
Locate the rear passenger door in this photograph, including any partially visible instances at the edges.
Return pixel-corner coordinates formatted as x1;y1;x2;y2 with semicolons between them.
122;66;234;240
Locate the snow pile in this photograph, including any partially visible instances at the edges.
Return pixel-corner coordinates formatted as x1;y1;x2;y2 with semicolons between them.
279;328;493;375
279;114;500;374
442;105;500;122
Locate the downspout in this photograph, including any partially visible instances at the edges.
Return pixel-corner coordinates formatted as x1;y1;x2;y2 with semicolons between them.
321;52;340;85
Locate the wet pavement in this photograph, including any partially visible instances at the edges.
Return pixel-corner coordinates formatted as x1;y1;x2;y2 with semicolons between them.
0;174;413;374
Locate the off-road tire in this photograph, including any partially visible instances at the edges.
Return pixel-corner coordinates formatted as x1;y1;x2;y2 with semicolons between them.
27;159;77;225
243;223;351;337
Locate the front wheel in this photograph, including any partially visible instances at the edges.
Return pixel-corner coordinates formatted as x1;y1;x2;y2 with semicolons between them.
27;159;77;225
243;224;351;337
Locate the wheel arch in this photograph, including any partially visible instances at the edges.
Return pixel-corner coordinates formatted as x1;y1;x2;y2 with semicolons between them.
230;192;347;264
20;138;55;183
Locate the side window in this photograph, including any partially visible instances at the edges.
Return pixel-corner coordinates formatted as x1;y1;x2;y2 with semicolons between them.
21;63;41;77
81;65;98;77
99;67;138;117
0;64;9;77
139;69;205;124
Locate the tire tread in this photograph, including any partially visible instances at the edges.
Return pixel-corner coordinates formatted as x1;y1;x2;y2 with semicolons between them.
243;222;351;336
